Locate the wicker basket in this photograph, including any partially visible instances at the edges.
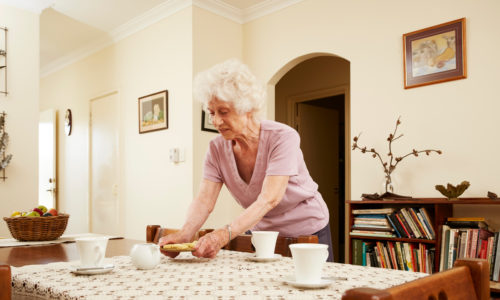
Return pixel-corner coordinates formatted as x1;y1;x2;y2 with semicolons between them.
3;214;69;241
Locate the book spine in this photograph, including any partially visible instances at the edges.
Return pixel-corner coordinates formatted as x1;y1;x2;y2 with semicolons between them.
439;225;450;272
493;232;500;281
487;236;495;275
419;208;436;239
396;211;415;238
470;229;479;258
403;243;414;271
409;208;428;239
390;212;408;238
352;239;363;265
362;241;367;266
416;211;432;239
386;214;401;238
401;208;421;238
491;233;499;279
448;229;457;270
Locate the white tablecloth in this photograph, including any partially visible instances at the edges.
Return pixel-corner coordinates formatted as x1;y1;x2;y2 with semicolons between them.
11;250;427;299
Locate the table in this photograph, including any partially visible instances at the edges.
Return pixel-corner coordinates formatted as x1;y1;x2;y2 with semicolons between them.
0;238;138;267
5;241;428;299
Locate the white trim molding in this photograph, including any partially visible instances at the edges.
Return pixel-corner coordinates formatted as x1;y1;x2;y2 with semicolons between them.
41;0;304;77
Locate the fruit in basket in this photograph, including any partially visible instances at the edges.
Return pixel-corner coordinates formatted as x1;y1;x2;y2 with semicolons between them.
26;211;40;217
37;205;48;213
33;208;44;216
48;208;58;216
10;211;21;217
42;212;52;217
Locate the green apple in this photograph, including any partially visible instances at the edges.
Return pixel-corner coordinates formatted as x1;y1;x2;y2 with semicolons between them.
37;205;48;213
33;208;44;216
26;211;40;217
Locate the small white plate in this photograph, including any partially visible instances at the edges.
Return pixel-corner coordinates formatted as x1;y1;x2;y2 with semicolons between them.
70;264;115;275
283;275;333;289
245;254;282;262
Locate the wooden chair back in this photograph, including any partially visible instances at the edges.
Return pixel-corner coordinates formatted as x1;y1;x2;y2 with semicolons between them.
146;225;318;257
223;234;318;257
0;264;11;300
342;258;490;300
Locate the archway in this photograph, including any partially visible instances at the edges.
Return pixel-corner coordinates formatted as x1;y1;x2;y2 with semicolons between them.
269;53;351;262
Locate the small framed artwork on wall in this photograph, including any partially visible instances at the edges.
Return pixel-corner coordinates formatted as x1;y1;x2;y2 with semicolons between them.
201;110;217;133
138;90;168;134
403;18;466;89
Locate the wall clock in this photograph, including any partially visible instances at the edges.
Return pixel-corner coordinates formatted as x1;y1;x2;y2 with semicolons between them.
64;109;72;136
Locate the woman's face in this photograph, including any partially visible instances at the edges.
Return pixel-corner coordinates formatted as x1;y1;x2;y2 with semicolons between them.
207;98;250;140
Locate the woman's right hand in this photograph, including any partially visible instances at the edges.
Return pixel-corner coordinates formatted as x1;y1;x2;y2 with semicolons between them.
158;231;191;258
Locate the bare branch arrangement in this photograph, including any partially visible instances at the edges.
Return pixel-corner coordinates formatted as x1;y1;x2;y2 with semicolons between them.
352;116;442;193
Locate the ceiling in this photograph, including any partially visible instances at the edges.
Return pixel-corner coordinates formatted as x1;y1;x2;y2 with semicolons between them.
38;0;300;76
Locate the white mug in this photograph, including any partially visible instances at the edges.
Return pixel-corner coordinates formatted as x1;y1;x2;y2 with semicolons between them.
251;231;279;258
130;243;161;270
289;243;329;284
75;236;109;267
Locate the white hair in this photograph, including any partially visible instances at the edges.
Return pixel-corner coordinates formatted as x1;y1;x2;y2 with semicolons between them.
193;59;266;118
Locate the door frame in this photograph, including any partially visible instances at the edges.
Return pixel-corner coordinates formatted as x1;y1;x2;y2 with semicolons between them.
88;90;121;234
287;85;351;262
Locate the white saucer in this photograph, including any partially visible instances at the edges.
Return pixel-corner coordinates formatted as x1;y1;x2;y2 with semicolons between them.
245;254;282;262
283;275;333;289
70;264;115;275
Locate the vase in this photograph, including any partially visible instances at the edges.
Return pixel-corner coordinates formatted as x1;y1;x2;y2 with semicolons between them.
381;173;397;194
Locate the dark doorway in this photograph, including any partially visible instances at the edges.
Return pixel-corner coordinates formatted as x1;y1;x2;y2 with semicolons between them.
294;95;345;262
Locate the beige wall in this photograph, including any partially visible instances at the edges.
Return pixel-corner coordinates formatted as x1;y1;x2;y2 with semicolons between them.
243;0;500;230
31;0;500;242
40;8;194;239
192;7;244;229
0;5;39;237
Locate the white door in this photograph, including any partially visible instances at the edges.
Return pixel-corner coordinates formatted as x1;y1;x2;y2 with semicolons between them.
90;92;120;235
296;102;340;260
38;109;56;209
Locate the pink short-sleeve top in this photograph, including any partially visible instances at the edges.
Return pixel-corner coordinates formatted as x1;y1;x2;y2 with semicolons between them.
203;120;329;236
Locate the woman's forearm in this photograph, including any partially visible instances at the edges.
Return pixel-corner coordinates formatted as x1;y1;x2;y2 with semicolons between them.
179;179;222;240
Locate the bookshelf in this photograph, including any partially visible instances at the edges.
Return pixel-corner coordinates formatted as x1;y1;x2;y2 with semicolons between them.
347;198;500;290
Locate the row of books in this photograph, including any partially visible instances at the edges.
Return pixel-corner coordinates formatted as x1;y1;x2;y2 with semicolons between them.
351;207;436;240
352;239;435;274
439;218;500;281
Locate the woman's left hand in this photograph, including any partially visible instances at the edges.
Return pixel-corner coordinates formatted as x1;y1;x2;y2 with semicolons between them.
192;228;229;258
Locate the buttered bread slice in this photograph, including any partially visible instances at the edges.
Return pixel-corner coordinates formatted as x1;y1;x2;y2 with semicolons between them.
162;241;197;251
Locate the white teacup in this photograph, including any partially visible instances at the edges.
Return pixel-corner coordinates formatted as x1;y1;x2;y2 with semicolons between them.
130;243;161;270
75;236;109;267
251;231;279;258
289;243;329;284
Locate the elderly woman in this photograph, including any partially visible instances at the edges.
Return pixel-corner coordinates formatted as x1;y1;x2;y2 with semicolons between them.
159;59;333;261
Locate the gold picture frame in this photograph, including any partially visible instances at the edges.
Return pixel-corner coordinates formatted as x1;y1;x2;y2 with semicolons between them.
403;18;466;89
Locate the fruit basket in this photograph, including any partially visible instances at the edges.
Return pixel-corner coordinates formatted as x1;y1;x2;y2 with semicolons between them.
3;214;69;241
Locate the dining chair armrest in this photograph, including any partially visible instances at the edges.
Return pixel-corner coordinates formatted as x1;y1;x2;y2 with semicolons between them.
0;264;11;300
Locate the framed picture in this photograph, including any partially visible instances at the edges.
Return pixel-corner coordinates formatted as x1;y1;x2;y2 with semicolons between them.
201;110;217;133
138;90;168;134
403;18;466;89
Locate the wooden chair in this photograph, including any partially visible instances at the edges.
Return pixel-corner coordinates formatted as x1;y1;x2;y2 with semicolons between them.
146;225;318;257
0;264;11;300
341;258;490;300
